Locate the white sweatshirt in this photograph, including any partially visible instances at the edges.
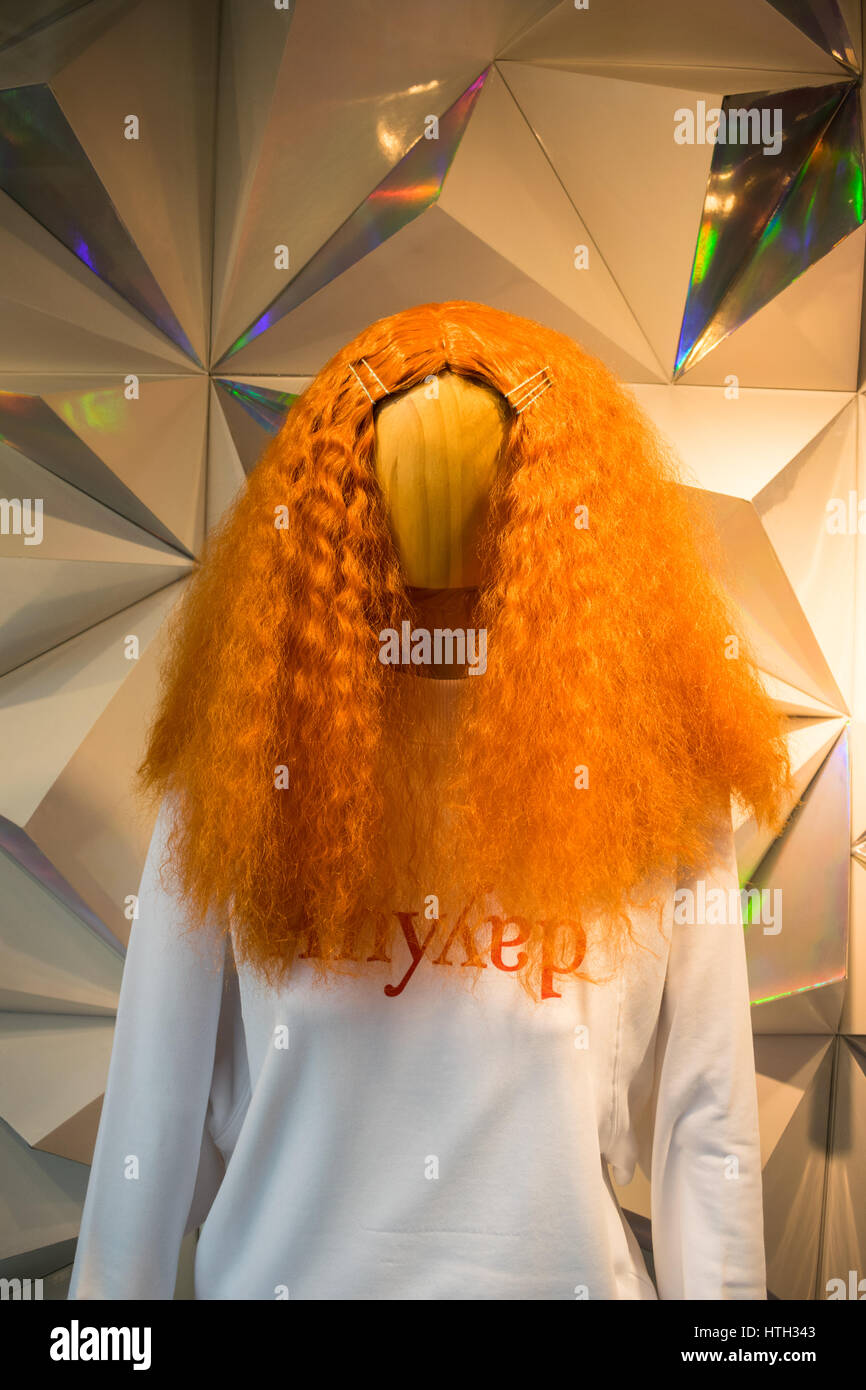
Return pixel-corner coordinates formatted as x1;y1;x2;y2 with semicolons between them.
68;677;766;1301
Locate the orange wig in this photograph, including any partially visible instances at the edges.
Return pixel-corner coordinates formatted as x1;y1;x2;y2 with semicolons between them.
140;301;793;995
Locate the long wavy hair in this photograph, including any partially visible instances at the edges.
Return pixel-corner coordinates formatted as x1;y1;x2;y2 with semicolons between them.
140;301;793;997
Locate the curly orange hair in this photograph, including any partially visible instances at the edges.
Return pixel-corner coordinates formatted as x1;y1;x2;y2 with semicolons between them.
140;301;793;995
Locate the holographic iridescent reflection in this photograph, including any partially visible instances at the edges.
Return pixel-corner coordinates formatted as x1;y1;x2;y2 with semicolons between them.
0;85;199;363
0;389;185;549
221;69;489;363
214;379;298;475
676;82;863;376
55;388;126;435
217;380;297;434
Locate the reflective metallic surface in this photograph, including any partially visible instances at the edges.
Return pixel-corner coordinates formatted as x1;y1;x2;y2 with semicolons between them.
0;85;199;361
0;0;862;1301
676;81;861;375
221;70;488;362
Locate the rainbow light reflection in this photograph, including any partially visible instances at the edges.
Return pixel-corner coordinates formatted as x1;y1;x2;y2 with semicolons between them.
221;70;489;363
676;82;861;376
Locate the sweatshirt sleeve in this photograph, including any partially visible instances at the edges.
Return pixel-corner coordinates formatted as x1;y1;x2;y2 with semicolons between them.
648;807;767;1300
68;800;227;1300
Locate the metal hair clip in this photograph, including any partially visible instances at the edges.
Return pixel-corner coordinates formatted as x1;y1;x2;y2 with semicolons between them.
348;357;389;404
505;366;553;413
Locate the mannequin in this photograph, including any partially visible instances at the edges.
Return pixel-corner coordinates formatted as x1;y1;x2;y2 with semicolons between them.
131;297;791;985
374;371;506;676
69;301;794;1302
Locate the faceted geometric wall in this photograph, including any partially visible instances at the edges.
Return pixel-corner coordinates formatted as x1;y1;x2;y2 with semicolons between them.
0;0;863;1300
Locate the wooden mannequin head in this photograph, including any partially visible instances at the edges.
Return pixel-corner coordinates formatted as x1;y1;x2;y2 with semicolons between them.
373;370;507;589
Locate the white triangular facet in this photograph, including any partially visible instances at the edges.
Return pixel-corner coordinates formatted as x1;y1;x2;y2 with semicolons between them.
0;583;184;824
